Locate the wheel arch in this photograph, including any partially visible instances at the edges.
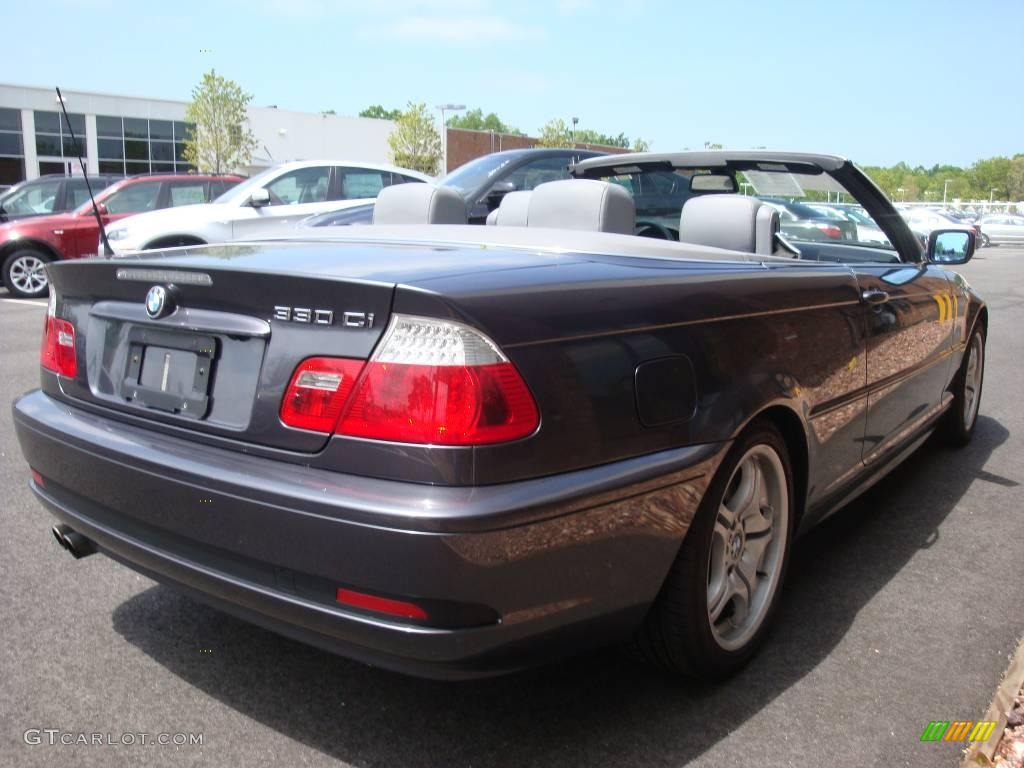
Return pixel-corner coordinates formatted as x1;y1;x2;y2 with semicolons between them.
0;238;62;263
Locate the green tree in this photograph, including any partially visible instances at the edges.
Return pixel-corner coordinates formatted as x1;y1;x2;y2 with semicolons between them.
387;102;442;175
632;137;650;152
447;108;521;135
535;118;572;148
359;105;403;120
574;129;630;148
183;70;258;174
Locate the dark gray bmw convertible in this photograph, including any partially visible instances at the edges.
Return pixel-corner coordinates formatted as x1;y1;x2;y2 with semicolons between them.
13;151;987;680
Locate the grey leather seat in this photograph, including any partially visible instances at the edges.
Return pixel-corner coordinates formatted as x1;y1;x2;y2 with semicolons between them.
372;184;467;225
526;179;635;235
486;190;532;226
678;194;780;255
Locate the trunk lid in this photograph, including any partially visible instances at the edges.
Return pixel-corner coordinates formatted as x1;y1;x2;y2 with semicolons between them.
47;246;397;452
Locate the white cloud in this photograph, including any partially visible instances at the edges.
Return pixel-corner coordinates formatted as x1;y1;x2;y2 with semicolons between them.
362;15;545;44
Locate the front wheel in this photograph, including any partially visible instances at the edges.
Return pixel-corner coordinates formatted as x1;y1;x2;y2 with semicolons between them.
940;325;985;446
631;421;795;679
2;249;51;298
979;233;990;248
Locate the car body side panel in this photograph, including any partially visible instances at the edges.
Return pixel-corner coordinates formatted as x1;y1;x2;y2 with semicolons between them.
852;264;956;463
392;259;868;498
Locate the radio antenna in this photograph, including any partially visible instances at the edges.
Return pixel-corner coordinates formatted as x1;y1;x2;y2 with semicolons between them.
56;87;113;258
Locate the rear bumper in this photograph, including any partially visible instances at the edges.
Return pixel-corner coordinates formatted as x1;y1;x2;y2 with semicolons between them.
13;390;724;678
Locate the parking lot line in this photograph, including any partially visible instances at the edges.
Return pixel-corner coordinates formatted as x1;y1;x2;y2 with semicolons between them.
1;298;47;308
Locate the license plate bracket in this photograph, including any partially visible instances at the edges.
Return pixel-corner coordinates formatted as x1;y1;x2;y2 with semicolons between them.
121;327;216;418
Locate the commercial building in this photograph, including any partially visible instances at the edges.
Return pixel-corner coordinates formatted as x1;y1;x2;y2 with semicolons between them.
0;82;395;187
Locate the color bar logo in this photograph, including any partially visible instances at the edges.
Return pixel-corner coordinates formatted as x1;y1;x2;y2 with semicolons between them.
920;720;996;742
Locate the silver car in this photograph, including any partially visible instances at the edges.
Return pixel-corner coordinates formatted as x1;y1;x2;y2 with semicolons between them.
977;214;1024;246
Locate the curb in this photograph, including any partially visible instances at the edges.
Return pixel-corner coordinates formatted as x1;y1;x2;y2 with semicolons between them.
962;634;1024;766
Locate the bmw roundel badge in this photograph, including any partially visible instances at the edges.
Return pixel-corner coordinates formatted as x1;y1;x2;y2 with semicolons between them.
145;285;172;319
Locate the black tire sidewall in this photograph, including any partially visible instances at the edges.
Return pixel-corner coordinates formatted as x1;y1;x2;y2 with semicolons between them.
944;324;985;445
3;249;51;298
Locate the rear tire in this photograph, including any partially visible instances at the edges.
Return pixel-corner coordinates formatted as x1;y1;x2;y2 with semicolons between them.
979;233;990;248
2;249;51;298
940;324;985;446
631;420;795;679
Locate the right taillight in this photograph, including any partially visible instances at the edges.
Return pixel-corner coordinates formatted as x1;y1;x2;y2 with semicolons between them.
280;315;539;445
40;292;77;378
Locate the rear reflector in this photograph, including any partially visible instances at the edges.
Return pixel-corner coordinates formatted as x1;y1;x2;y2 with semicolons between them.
40;293;77;378
30;468;44;487
336;588;429;620
280;357;364;433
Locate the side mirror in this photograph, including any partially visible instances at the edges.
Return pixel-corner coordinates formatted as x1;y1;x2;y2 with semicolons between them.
483;180;517;208
249;188;271;208
928;229;974;265
95;203;109;216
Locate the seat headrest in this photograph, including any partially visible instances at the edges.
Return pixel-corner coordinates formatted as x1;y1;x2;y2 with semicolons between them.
372;184;467;225
526;179;635;234
488;190;532;227
678;194;780;255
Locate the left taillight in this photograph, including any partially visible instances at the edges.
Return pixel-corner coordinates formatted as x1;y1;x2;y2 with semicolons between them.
279;357;365;433
279;314;540;445
40;292;77;377
816;223;843;239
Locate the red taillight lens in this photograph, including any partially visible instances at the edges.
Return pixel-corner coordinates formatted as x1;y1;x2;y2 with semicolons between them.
336;588;428;620
279;357;364;433
279;315;540;445
816;223;842;239
338;360;538;445
40;315;77;377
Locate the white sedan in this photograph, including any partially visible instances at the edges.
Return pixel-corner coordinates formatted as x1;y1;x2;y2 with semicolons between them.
104;160;431;254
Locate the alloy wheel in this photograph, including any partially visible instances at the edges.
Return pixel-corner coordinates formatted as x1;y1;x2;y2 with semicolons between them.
963;332;983;431
9;254;49;295
706;444;789;651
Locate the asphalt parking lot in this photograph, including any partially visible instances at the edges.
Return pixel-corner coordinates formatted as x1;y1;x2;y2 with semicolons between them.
1;247;1022;768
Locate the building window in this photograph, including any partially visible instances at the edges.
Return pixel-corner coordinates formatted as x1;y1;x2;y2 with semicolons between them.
96;114;196;175
0;107;25;186
34;110;86;161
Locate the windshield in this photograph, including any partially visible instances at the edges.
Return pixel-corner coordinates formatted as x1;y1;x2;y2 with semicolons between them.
71;181;123;216
439;154;517;196
588;164;897;252
0;178;61;216
213;166;281;204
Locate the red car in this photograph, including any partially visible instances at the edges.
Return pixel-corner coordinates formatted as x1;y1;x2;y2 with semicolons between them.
0;173;243;298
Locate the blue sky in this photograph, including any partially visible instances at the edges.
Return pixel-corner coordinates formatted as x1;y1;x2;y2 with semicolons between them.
5;0;1021;167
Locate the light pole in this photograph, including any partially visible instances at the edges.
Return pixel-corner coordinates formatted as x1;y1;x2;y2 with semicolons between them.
943;179;953;204
571;116;579;146
435;103;465;174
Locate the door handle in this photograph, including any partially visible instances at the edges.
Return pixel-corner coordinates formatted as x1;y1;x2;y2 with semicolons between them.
861;288;890;305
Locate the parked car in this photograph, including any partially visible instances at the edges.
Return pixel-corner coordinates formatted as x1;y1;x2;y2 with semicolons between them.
976;214;1024;246
300;148;605;229
0;174;122;223
804;203;891;246
0;173;242;297
104;161;431;254
13;151;985;682
759;198;859;242
902;208;978;248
